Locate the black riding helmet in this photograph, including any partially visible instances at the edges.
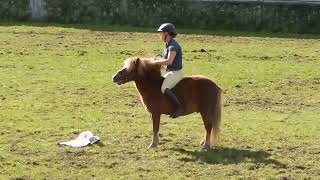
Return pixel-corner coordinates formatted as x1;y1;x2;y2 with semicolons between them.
157;23;177;38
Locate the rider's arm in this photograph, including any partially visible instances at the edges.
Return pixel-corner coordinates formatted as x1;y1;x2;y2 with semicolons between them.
153;50;176;66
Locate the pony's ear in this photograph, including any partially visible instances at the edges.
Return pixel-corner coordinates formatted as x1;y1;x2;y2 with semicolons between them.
135;58;144;75
134;57;141;67
136;58;140;64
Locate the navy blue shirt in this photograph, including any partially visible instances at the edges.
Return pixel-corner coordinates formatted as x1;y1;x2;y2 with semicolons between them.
163;39;183;71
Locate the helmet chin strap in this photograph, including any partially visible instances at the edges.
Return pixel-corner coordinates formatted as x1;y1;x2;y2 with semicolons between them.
164;33;170;43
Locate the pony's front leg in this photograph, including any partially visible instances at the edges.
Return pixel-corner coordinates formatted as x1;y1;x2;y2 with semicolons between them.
148;113;160;148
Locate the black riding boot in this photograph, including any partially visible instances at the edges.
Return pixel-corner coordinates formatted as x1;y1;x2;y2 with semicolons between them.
164;88;184;118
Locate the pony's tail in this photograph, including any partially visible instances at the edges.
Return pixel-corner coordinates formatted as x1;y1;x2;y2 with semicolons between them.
210;88;222;147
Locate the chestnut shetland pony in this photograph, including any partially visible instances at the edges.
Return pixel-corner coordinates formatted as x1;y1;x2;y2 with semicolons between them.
112;57;222;150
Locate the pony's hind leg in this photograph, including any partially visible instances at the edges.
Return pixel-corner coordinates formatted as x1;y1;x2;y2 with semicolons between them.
200;112;212;150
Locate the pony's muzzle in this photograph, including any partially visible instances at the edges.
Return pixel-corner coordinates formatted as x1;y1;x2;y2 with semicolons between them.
112;73;126;85
112;73;117;83
112;74;121;84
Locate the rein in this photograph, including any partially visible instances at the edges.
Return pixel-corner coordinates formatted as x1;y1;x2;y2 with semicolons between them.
153;54;163;61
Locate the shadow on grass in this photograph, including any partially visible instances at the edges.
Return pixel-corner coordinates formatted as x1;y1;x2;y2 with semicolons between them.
1;21;320;39
170;147;286;167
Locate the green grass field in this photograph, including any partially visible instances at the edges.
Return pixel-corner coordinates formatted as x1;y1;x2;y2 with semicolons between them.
0;23;320;179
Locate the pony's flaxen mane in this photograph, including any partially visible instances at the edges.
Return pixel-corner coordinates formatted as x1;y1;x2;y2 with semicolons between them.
124;57;162;78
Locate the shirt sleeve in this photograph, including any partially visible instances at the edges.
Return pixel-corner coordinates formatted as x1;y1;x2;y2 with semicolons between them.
168;45;177;52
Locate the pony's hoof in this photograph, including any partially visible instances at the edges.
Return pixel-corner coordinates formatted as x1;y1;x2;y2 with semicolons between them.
148;143;158;149
199;139;205;146
198;144;210;153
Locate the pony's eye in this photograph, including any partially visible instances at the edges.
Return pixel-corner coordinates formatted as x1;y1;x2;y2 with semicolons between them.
119;68;126;74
